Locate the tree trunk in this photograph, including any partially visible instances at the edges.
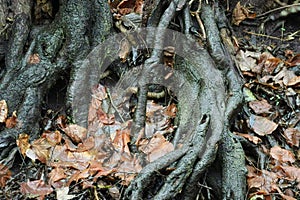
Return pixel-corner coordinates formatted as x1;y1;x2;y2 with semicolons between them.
0;0;247;199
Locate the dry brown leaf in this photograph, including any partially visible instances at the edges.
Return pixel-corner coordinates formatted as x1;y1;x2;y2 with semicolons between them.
112;129;131;154
0;100;8;123
263;57;281;75
235;50;259;72
283;128;300;147
63;124;87;143
5;111;17;128
117;0;144;15
43;130;62;145
0;163;11;188
139;133;174;162
56;187;76;200
234;132;262;144
16;133;31;157
247;166;279;195
48;167;66;186
20;180;53;199
270;146;295;164
31;137;53;163
232;1;256;26
249;99;272;114
248;114;278;136
287;76;300;86
287;54;300;66
164;103;177;118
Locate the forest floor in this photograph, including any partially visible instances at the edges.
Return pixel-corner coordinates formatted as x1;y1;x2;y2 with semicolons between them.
1;0;300;199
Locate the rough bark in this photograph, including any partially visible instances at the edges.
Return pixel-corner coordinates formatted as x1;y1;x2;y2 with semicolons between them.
0;0;247;199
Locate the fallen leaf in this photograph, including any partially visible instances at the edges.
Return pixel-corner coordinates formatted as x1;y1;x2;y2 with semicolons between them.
247;166;279;195
0;163;11;188
232;1;256;26
249;99;272;114
270;146;295;164
283;128;300;147
139;133;174;162
287;76;300;86
164;103;177;118
0;100;8;123
31;137;53;163
20;180;53;199
63;124;87;143
56;187;75;200
5;111;17;128
112;129;131;154
287;54;300;66
16;133;31;157
235;50;259;72
248;114;278;136
234;132;262;144
48;167;66;186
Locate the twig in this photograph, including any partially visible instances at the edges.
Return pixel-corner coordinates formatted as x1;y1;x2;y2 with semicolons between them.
256;3;300;18
106;88;125;123
243;30;286;41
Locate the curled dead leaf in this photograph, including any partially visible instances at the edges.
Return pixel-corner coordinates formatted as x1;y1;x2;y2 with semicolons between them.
232;2;256;26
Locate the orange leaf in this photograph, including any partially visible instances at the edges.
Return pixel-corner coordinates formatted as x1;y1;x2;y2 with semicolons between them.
16;133;31;157
5;111;17;128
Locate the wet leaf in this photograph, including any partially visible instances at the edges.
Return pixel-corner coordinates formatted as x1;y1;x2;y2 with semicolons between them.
20;180;53;199
249;99;272;114
0;100;8;123
232;2;256;26
248;115;278;136
270;146;295;164
16;133;31;157
0;163;11;188
283;128;300;147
